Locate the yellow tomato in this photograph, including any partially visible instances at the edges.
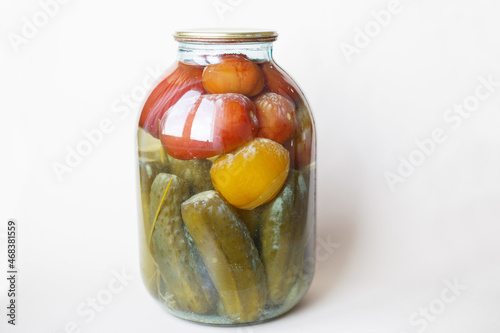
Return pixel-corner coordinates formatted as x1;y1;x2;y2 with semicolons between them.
210;138;290;210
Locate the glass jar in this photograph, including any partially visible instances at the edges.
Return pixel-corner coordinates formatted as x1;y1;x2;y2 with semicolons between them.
136;29;316;326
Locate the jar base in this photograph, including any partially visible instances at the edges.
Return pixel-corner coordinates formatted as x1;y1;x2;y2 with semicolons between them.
149;272;314;327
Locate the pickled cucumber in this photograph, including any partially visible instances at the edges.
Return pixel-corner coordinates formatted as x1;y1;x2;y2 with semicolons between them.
168;155;214;194
284;171;310;289
138;128;170;252
260;171;298;304
139;160;165;247
150;173;215;314
138;159;168;294
137;128;170;294
181;191;267;323
183;224;218;306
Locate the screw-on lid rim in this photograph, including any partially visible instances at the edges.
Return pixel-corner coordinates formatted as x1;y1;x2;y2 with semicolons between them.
174;28;278;43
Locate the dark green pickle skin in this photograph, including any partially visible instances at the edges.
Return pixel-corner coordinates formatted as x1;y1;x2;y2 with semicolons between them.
150;174;216;315
260;172;298;304
181;191;267;323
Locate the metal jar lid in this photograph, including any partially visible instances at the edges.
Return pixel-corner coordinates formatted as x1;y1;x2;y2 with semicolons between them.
174;29;278;43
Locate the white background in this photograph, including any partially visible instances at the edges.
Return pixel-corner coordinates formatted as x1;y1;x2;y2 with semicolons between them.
1;0;500;332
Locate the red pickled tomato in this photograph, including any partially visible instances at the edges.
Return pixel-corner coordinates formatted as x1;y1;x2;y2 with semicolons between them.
286;126;314;168
139;62;205;138
260;62;302;104
202;55;265;97
160;93;258;160
284;105;315;168
254;92;296;144
260;61;315;167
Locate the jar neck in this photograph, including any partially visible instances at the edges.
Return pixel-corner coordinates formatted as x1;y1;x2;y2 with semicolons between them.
177;42;274;65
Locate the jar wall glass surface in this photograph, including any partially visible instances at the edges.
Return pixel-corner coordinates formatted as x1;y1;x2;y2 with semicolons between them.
137;30;316;326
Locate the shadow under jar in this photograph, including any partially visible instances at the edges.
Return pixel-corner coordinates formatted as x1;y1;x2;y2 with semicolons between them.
137;29;317;326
